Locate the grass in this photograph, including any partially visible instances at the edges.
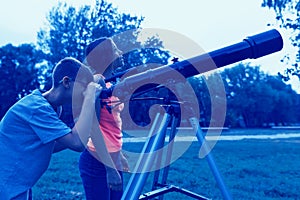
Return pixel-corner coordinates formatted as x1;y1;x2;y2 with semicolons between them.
32;129;300;199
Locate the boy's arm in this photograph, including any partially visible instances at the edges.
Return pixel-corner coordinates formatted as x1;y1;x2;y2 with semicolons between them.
52;141;67;153
90;74;122;190
56;82;102;152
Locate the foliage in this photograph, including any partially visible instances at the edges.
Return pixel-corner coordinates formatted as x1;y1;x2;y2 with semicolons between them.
37;0;170;84
221;63;300;127
188;76;212;127
0;0;172;122
188;73;227;128
26;0;173;127
38;0;142;62
1;0;299;128
186;63;300;128
262;0;300;80
0;43;46;118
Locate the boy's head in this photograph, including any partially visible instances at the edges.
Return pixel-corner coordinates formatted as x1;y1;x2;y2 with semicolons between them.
52;57;94;88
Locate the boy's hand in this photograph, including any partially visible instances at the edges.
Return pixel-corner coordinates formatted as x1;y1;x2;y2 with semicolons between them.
83;82;102;100
93;74;106;88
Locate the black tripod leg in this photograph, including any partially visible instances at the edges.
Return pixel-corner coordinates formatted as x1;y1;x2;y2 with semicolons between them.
159;114;179;200
122;112;172;200
189;117;232;200
150;113;179;200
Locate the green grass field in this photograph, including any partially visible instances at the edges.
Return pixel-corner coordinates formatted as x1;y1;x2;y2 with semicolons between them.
32;129;300;199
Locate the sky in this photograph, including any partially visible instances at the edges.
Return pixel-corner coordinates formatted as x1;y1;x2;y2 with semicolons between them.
0;0;299;91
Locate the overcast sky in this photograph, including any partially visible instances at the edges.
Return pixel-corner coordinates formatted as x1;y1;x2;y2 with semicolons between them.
1;0;299;91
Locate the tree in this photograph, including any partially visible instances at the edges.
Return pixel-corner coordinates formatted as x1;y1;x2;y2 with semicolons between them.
0;44;46;118
262;0;300;80
221;63;299;127
265;75;300;125
37;0;143;73
221;64;265;127
188;73;227;128
188;76;211;127
37;0;172;128
37;0;170;86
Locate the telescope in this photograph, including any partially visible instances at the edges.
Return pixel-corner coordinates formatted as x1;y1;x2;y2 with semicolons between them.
100;29;283;99
96;29;284;200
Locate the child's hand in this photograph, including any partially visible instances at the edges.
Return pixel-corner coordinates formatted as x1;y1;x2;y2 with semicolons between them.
83;82;102;100
106;167;122;191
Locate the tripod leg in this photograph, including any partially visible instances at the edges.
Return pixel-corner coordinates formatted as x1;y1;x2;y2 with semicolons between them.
162;114;179;184
150;113;179;200
151;138;166;193
122;112;172;200
151;115;175;193
189;117;232;200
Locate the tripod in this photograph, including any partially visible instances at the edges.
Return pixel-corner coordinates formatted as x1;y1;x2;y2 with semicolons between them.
121;101;232;200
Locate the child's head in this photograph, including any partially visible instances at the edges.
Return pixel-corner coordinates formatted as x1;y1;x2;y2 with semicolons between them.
85;37;123;76
52;57;94;88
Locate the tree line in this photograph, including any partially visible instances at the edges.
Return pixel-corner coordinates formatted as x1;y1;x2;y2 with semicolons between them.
0;0;299;128
262;0;300;81
193;64;300;128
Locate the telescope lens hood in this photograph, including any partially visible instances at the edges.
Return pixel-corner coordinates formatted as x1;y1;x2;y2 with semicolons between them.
244;29;284;59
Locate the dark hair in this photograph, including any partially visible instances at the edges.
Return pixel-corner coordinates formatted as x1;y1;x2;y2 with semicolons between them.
85;37;108;57
85;37;115;73
52;57;93;87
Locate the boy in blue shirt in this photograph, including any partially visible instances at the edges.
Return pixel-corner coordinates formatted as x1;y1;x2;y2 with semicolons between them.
0;57;102;199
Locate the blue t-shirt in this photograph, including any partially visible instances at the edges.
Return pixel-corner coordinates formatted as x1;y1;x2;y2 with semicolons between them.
0;89;71;199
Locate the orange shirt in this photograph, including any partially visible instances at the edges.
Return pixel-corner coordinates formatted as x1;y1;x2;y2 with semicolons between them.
88;95;124;153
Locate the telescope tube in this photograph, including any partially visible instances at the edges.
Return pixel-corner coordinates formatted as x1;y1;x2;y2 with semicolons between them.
102;29;283;99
